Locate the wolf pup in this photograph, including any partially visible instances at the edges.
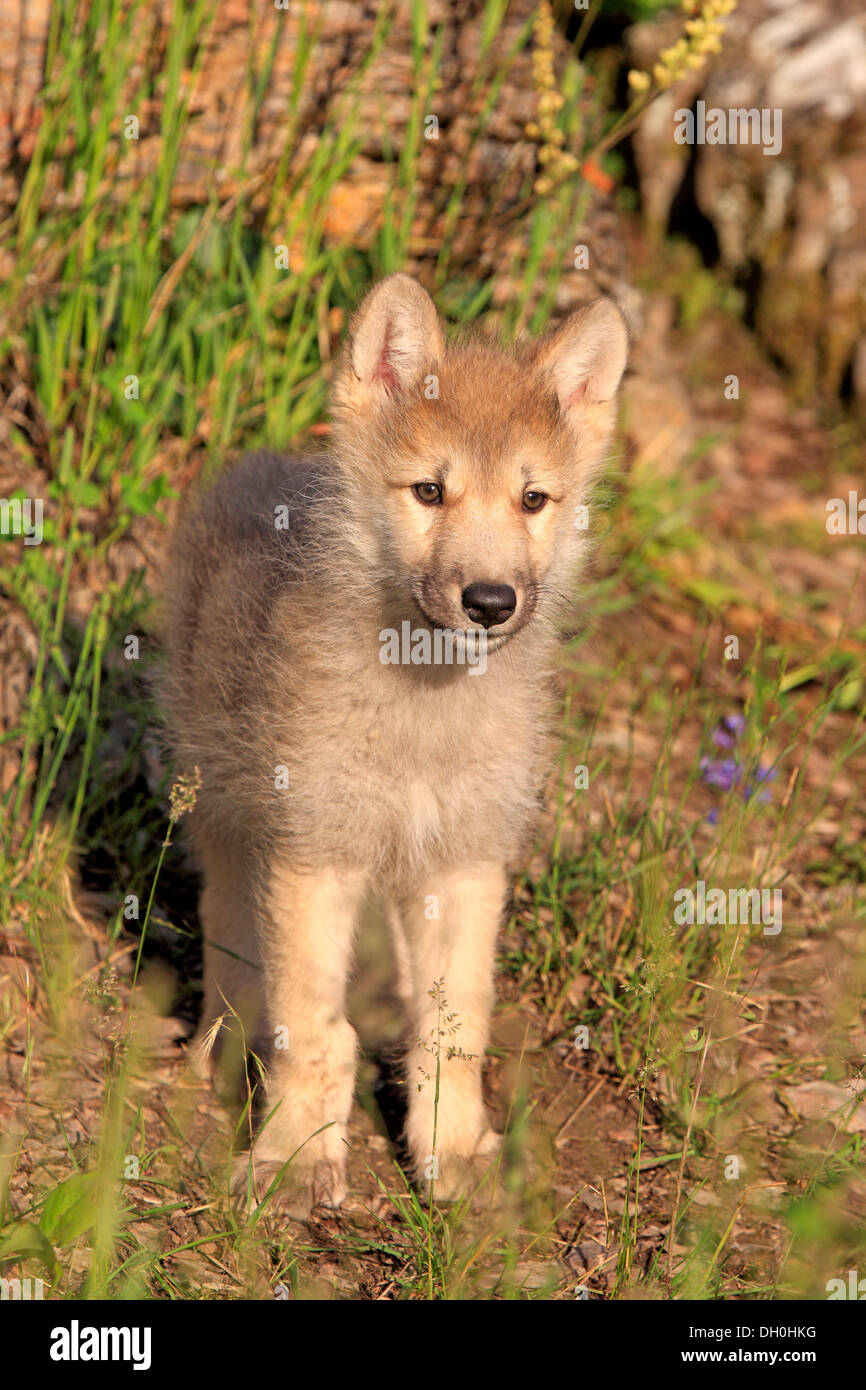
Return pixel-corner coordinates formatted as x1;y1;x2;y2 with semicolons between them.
163;274;627;1210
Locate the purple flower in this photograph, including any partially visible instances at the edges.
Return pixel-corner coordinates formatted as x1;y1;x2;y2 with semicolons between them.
754;764;777;784
701;715;777;816
743;762;777;803
699;756;742;792
712;713;745;750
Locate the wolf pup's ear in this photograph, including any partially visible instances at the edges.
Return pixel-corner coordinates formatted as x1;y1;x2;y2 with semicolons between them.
532;298;628;420
333;273;445;413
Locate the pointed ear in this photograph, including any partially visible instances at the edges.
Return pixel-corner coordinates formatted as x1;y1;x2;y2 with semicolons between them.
333;273;445;412
532;298;628;418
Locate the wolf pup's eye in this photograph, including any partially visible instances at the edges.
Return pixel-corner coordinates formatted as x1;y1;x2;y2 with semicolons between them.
522;490;548;513
412;482;443;505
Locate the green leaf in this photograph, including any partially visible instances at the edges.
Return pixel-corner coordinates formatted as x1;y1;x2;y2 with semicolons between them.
835;676;863;711
39;1173;100;1245
0;1221;60;1277
779;661;823;694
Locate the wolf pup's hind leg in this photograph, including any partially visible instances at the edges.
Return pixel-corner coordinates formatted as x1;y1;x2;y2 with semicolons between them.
190;835;264;1083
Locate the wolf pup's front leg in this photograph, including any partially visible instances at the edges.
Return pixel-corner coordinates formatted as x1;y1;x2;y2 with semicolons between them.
399;861;506;1199
242;862;365;1212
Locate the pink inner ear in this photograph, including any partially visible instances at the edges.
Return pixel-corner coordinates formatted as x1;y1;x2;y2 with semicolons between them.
562;376;588;410
373;326;399;391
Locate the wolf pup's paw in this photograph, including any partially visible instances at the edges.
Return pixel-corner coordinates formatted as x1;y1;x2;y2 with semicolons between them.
231;1151;347;1220
417;1127;502;1203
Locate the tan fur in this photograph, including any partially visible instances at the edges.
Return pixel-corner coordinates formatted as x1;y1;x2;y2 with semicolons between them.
161;274;628;1208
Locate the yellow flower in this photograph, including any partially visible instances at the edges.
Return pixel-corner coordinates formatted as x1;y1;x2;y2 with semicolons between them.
628;69;651;93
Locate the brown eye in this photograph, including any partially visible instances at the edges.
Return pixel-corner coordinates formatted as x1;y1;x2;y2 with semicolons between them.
522;490;548;513
413;482;442;505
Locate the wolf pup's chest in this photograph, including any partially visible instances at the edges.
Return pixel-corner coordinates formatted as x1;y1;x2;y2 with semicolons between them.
291;662;546;876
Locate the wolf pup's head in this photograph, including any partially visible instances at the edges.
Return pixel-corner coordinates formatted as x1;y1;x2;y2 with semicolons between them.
331;274;627;651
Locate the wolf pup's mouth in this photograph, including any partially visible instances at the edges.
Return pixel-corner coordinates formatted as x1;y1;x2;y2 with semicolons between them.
424;618;516;660
410;594;512;647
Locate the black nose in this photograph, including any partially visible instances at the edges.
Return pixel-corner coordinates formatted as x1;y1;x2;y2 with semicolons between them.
461;582;517;628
